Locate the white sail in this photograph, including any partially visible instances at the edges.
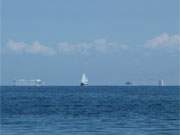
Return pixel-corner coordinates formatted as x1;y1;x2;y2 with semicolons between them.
81;73;88;85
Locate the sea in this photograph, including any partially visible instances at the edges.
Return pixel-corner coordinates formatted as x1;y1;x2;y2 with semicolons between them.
1;86;180;135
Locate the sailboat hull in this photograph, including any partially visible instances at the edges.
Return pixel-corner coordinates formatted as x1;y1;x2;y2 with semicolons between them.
80;83;88;86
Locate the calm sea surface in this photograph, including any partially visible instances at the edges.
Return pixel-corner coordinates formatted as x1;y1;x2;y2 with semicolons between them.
1;86;180;135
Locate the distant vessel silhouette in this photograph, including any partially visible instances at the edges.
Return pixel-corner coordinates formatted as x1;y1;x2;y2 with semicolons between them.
158;80;164;86
13;79;44;86
125;81;133;86
80;73;88;86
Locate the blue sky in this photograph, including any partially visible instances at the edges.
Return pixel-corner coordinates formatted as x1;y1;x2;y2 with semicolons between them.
1;0;179;85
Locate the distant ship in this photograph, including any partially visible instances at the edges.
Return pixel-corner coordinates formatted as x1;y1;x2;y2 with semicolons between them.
80;73;88;86
158;80;164;86
125;81;133;86
13;79;44;86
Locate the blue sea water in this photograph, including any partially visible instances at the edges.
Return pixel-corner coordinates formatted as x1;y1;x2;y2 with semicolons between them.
1;86;179;135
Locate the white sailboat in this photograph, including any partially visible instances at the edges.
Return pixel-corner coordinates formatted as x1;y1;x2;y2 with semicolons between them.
80;73;88;86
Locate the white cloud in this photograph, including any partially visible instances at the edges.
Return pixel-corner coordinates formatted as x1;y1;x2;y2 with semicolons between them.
7;40;26;52
57;39;128;55
7;40;56;55
145;33;180;49
5;33;180;56
5;39;127;56
26;41;56;55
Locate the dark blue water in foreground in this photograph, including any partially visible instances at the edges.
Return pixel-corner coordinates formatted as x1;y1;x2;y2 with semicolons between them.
1;86;180;135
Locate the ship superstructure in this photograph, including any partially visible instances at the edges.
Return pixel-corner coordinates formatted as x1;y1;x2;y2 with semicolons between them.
13;79;44;86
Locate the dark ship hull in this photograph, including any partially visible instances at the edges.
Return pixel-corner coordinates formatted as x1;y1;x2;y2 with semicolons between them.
80;83;88;86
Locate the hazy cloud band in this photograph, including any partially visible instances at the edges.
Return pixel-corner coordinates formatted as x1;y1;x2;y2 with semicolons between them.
4;33;180;56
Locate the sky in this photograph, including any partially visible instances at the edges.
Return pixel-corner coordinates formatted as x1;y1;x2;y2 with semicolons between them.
1;0;180;85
